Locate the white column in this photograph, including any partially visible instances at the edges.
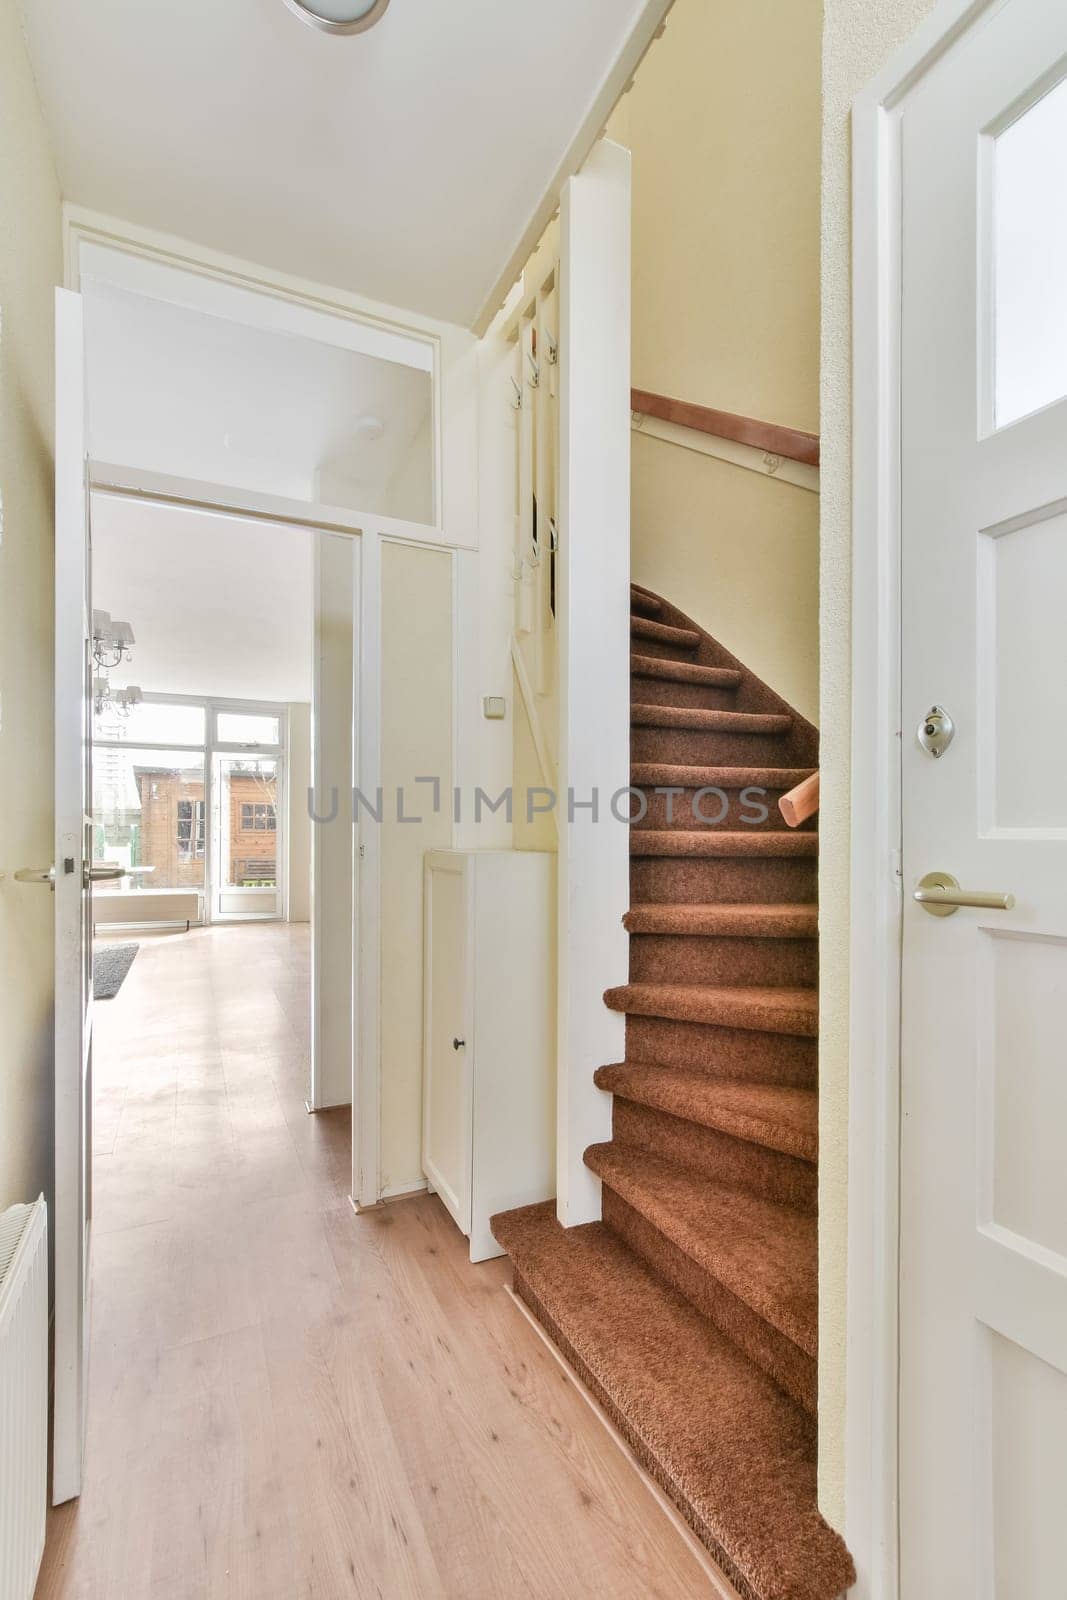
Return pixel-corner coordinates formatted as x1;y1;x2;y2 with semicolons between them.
556;139;632;1226
310;532;355;1112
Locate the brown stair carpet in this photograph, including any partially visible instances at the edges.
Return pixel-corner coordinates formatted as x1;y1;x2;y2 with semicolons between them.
492;584;854;1599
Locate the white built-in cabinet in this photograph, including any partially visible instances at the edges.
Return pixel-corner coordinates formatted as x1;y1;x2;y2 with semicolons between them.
422;850;556;1261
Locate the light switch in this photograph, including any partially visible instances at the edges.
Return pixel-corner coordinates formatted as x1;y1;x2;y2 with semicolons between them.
482;696;506;721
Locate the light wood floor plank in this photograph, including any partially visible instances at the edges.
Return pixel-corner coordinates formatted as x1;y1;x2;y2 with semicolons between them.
36;924;714;1599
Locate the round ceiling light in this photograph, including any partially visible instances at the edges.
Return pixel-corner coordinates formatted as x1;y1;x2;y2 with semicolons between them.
283;0;390;35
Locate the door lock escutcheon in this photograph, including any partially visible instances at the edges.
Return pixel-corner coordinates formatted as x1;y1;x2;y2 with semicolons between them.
917;704;955;758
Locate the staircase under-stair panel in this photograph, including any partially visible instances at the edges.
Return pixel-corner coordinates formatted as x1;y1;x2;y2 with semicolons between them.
492;585;854;1600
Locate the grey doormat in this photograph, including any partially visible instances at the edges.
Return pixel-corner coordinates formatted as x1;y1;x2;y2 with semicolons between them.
94;942;139;999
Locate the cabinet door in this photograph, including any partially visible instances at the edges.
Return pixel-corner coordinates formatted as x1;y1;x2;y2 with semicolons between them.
422;858;472;1230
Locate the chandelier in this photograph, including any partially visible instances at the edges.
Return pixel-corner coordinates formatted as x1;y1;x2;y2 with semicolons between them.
92;610;136;669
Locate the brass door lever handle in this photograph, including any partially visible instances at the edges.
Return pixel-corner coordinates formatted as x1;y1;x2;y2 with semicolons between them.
914;871;1015;916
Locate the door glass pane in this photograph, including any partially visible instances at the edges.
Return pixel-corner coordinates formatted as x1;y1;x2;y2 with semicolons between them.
93;698;205;746
92;747;206;891
994;75;1067;427
218;758;279;889
216;711;281;746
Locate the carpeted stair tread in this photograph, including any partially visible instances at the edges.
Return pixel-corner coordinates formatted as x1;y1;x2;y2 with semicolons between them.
630;586;663;617
631;830;818;858
631;762;814;790
594;1064;818;1161
583;1145;817;1358
632;704;793;735
604;982;818;1038
492;583;851;1593
630;616;701;650
624;902;819;939
631;653;743;689
490;1202;855;1600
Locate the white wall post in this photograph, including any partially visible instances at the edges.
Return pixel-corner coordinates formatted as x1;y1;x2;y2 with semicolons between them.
310;533;355;1112
556;139;632;1226
354;529;383;1206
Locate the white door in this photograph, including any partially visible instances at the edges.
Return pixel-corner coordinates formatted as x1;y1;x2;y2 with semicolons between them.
53;288;94;1504
900;4;1067;1593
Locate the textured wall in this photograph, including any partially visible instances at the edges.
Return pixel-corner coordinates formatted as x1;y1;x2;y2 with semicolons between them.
818;0;939;1532
610;0;822;722
0;0;62;1211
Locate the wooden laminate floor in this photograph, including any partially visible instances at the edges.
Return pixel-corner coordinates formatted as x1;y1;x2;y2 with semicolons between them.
36;923;712;1599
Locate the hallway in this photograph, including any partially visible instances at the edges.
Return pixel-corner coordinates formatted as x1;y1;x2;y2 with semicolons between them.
36;925;711;1599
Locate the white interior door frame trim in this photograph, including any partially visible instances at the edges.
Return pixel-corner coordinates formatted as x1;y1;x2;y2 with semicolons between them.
89;463;465;550
353;527;381;1209
849;3;1001;1595
88;467;455;1209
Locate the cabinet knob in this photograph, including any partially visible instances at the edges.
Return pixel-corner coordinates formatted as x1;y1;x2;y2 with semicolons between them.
452;1037;466;1051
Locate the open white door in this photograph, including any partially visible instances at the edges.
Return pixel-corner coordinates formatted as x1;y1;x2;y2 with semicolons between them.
53;287;94;1504
900;2;1067;1590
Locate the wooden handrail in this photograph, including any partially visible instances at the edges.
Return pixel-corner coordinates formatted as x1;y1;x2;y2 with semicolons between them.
779;770;819;828
631;387;820;468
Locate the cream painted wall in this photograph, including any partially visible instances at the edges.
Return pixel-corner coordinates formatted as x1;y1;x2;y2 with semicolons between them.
0;0;62;1210
617;0;821;433
631;437;820;723
380;541;453;1196
610;0;822;722
818;0;939;1533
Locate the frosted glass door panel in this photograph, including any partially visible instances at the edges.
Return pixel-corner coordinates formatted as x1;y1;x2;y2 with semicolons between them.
994;75;1067;427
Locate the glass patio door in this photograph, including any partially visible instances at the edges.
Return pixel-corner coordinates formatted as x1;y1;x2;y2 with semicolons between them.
210;709;285;921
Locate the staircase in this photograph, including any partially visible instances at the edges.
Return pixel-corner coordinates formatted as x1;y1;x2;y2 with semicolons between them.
491;585;854;1600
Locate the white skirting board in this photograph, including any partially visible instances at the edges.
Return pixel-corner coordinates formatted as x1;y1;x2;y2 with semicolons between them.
0;1198;49;1600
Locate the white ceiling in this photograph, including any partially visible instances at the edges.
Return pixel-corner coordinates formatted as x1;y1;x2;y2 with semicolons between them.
91;494;315;704
84;280;434;516
18;0;659;328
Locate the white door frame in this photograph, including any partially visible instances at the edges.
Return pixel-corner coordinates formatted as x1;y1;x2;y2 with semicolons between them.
65;209;490;1214
53;287;91;1506
849;2;1010;1593
87;465;422;1209
88;464;465;1212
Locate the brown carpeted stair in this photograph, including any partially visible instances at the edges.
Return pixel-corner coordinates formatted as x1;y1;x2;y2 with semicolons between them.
492;585;854;1600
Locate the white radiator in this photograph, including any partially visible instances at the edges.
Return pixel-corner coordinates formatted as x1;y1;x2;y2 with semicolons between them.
0;1198;48;1600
